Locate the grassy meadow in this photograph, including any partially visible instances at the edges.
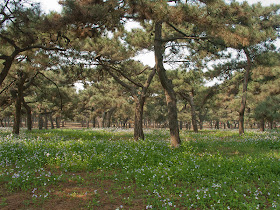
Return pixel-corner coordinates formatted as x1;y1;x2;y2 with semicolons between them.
0;128;280;209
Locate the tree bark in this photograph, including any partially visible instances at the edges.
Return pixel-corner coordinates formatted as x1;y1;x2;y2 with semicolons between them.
215;120;219;129
178;91;198;133
189;92;198;133
269;120;273;129
92;117;96;128
133;68;156;140
227;121;231;129
0;56;15;86
38;113;43;129
50;113;54;129
56;116;60;128
87;119;90;128
12;73;26;134
44;109;48;129
199;121;203;130
238;48;251;135
102;61;155;140
260;118;265;132
102;111;107;128
105;107;117;127
179;121;183;130
134;97;145;140
154;21;181;147
22;98;32;130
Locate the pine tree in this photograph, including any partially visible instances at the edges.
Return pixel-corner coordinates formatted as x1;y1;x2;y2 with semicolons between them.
0;0;68;86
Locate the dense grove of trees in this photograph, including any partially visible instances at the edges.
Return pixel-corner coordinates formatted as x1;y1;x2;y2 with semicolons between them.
0;0;279;147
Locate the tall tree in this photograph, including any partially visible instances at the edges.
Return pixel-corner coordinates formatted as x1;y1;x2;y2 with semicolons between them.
249;51;280;130
173;68;218;132
209;2;280;134
0;0;67;86
99;61;156;140
81;34;156;139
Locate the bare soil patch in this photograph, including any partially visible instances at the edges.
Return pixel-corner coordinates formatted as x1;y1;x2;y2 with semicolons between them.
0;171;145;210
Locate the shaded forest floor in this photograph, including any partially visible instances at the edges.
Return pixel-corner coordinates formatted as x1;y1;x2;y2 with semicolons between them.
0;128;280;209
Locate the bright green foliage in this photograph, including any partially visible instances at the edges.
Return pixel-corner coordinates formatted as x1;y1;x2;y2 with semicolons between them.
75;77;132;126
1;129;280;209
254;96;280;123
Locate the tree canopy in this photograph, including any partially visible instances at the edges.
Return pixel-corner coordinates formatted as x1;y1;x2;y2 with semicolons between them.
0;0;279;146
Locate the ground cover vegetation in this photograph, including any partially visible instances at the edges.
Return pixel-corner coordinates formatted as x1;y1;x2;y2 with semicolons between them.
0;128;280;209
0;0;280;208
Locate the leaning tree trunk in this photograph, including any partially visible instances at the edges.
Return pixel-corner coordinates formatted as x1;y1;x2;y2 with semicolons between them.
12;73;26;134
179;92;199;133
239;48;251;135
0;56;14;86
154;21;181;147
198;109;209;130
134;68;156;140
22;97;32;130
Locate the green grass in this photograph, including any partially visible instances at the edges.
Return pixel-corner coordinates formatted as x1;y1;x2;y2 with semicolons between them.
0;128;280;209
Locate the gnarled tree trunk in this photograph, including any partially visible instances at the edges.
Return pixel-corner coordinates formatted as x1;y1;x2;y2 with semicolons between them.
22;98;32;130
105;107;117;128
239;48;251;135
154;21;181;147
12;72;26;134
178;91;198;133
44;109;48;129
56;116;60;128
188;92;198;133
50;113;54;129
38;113;43;130
134;98;145;140
259;118;265;132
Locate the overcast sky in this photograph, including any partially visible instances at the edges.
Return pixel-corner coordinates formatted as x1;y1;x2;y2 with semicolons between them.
33;0;279;68
34;0;279;13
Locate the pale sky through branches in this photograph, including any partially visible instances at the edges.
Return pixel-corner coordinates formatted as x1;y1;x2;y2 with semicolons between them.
34;0;280;14
34;0;280;68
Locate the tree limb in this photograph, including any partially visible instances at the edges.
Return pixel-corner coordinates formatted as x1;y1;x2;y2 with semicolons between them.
163;22;209;43
23;71;39;90
142;68;156;97
136;67;149;76
37;72;63;110
162;36;208;43
166;22;189;37
103;66;135;92
98;60;144;88
0;34;19;49
0;78;16;95
0;54;9;60
20;45;66;53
